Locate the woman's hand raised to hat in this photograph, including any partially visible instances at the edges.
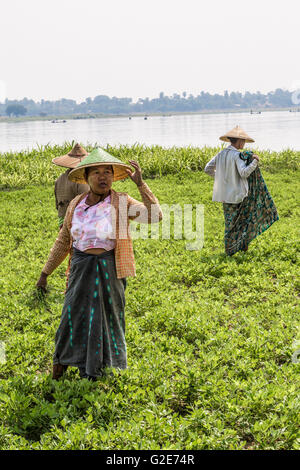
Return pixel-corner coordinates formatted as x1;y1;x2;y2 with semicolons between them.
126;160;144;187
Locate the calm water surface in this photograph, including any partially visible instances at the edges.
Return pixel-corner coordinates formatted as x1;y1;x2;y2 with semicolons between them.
0;110;299;152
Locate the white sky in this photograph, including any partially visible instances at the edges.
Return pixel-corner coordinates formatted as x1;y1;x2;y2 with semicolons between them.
1;0;300;103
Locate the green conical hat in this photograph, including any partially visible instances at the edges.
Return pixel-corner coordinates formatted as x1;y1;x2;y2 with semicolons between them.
68;147;131;183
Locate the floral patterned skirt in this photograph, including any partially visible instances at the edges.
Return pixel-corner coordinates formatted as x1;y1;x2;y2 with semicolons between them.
223;167;279;255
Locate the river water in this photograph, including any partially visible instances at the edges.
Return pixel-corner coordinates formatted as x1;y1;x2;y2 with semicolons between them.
0;110;299;152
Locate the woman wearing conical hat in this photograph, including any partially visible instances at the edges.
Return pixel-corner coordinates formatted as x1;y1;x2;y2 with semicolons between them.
36;148;163;380
204;126;278;255
52;143;89;228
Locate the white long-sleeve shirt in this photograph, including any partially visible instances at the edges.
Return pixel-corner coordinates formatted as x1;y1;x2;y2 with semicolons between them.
204;145;258;203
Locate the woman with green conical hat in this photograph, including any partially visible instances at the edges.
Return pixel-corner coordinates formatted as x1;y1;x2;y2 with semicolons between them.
36;148;163;380
204;126;278;255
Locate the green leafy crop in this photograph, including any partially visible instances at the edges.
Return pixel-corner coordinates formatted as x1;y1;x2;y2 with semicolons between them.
0;145;299;450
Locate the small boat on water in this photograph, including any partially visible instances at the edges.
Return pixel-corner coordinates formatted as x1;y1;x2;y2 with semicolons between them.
250;110;261;114
51;119;67;123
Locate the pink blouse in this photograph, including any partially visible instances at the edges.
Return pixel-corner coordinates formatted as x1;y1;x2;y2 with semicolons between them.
71;194;116;252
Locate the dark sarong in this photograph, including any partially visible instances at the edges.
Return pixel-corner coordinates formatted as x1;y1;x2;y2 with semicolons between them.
223;154;279;256
53;249;127;377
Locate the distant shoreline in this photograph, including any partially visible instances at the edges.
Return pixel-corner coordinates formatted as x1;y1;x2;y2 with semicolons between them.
0;106;300;124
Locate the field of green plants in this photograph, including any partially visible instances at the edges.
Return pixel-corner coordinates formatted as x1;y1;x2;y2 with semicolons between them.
0;143;299;450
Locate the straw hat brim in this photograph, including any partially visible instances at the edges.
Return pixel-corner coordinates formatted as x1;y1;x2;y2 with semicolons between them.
220;135;255;143
219;126;255;143
52;155;87;169
69;162;132;183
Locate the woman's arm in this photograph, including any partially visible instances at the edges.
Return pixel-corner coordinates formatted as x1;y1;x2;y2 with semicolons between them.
125;160;163;223
36;211;71;290
235;154;258;178
204;155;217;177
127;182;163;223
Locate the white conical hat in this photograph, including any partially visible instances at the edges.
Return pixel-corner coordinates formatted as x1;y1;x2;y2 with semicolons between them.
219;125;255;143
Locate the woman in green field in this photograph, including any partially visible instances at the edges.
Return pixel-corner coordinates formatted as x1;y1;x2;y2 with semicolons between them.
36;148;163;381
204;126;279;255
52;143;89;229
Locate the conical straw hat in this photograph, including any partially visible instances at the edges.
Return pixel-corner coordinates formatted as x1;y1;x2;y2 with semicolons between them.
69;147;132;183
52;143;88;168
219;125;255;143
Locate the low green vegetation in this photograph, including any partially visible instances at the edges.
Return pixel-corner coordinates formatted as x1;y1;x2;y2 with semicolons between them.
0;144;299;450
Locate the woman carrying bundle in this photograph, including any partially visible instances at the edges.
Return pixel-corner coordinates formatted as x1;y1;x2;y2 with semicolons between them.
36;148;163;380
204;126;278;255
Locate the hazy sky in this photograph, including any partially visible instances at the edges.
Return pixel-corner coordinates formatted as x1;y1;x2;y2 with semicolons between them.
1;0;300;103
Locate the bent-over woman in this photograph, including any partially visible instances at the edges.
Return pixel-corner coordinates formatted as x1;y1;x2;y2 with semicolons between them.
36;148;163;380
204;126;278;255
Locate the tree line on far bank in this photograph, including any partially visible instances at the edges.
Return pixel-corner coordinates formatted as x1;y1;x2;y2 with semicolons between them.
1;88;296;117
